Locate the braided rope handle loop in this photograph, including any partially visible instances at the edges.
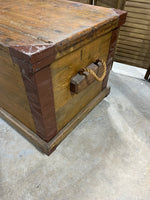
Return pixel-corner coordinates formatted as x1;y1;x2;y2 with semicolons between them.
82;60;107;82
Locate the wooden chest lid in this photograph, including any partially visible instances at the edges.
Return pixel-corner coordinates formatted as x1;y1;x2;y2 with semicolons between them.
0;0;126;69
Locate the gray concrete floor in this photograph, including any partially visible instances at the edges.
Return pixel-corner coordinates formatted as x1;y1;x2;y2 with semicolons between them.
0;63;150;200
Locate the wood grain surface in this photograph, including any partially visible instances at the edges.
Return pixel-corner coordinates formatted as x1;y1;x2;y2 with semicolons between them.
0;46;36;132
0;0;119;48
51;32;112;131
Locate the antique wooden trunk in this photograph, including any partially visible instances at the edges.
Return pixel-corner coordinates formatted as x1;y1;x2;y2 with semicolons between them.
0;0;126;155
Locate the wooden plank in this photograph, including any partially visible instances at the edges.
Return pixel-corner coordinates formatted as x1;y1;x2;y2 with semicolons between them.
0;87;110;155
115;52;150;63
125;17;150;25
124;6;150;14
116;43;149;53
126;1;150;9
118;39;150;48
0;47;36;132
120;27;150;36
0;0;119;50
118;35;150;44
123;22;150;30
116;47;149;57
119;31;150;40
114;55;149;69
127;12;150;20
0;25;44;46
116;51;150;62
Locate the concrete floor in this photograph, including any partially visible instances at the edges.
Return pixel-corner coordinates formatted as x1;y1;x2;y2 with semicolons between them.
0;63;150;200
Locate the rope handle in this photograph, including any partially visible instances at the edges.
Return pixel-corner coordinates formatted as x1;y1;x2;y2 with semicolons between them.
81;60;107;82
